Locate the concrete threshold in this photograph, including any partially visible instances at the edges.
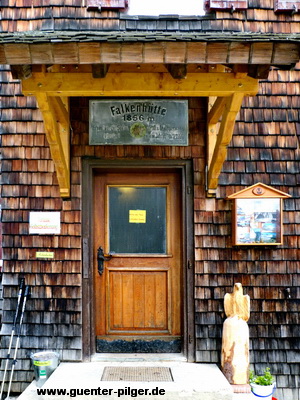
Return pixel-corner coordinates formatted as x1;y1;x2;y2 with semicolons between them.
18;361;233;400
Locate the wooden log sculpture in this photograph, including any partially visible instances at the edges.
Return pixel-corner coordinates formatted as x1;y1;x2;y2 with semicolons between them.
221;283;250;384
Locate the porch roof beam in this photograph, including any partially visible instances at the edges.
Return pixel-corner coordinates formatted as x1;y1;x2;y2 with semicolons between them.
22;72;259;97
22;71;258;198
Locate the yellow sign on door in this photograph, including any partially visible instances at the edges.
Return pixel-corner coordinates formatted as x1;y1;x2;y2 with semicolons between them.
129;210;146;223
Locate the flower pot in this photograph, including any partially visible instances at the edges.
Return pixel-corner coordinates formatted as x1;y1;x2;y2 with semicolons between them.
250;382;276;400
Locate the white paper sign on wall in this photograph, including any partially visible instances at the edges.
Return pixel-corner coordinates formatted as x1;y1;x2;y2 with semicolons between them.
29;212;61;235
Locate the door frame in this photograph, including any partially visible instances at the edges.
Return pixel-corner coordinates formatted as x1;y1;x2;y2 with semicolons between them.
82;158;195;361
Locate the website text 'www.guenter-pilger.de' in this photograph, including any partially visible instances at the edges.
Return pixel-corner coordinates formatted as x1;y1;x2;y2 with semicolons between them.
36;386;166;398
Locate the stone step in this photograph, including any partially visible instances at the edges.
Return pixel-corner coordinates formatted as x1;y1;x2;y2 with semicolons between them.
18;362;233;400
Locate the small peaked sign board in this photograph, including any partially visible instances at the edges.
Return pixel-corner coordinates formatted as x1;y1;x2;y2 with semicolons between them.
227;183;291;246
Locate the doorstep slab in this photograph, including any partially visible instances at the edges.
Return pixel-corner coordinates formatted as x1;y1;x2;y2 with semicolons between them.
233;394;253;400
18;362;233;400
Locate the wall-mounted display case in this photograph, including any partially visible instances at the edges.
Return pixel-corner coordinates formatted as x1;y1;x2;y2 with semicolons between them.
227;183;291;246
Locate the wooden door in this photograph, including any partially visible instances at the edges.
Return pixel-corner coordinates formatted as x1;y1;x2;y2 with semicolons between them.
93;170;182;352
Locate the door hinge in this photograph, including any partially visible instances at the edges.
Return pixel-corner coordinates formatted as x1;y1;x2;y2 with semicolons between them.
187;185;192;195
189;334;193;344
187;260;193;269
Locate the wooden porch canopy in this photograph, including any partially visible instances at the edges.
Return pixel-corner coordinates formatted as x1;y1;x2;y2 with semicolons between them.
1;33;299;197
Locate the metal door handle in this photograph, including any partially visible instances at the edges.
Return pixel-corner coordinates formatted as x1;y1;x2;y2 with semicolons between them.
97;246;112;275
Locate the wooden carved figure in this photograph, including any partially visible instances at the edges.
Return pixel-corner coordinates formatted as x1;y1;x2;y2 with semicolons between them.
221;283;250;385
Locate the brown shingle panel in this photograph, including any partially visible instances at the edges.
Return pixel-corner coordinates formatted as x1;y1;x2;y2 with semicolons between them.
272;42;300;64
143;42;164;63
120;42;143;63
4;43;31;64
250;42;274;64
206;42;229;63
78;42;101;63
164;42;186;63
100;42;121;62
227;42;251;63
52;42;79;63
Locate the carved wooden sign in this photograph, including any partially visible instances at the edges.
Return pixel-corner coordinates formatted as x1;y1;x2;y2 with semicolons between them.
89;99;189;146
227;183;291;246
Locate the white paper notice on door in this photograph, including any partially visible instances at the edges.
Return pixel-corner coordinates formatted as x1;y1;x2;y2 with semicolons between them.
129;210;146;223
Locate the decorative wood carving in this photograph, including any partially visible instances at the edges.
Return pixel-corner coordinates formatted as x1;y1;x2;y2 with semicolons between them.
222;283;250;385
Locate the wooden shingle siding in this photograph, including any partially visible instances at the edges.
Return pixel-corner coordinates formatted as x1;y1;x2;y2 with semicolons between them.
1;0;300;33
0;63;206;392
274;0;300;12
87;0;128;10
1;61;299;397
215;65;300;400
205;0;248;10
0;64;82;393
0;2;300;399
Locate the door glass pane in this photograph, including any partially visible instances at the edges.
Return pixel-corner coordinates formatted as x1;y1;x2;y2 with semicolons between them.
108;186;167;254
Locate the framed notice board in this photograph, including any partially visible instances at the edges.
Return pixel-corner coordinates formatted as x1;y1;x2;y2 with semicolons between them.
227;183;291;246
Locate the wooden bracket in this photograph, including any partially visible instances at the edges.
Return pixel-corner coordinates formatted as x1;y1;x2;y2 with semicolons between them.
165;64;187;80
207;93;245;197
11;65;32;80
35;93;70;198
207;96;226;179
248;64;271;79
92;64;109;78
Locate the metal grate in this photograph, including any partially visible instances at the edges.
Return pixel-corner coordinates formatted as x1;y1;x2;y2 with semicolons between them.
101;367;173;382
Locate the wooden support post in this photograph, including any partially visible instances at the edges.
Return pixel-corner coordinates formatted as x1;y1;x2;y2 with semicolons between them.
207;97;227;168
35;93;70;198
207;93;244;196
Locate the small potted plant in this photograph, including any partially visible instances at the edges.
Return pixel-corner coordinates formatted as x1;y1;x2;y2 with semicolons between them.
249;367;276;400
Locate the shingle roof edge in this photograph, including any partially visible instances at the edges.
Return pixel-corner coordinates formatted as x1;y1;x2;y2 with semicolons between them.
1;31;300;44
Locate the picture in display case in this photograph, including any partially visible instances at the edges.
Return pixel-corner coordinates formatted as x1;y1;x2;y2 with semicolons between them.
227;183;291;246
235;198;280;244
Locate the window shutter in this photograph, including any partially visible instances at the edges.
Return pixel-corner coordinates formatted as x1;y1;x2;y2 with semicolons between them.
205;0;247;11
274;0;300;12
87;0;128;11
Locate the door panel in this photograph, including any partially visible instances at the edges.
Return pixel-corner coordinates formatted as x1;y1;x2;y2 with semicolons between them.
109;271;168;331
93;170;182;352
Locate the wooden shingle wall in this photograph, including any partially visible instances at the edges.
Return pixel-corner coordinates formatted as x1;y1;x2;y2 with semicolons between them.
195;65;300;400
0;2;300;400
1;63;300;399
0;64;207;393
0;64;82;393
1;0;300;33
